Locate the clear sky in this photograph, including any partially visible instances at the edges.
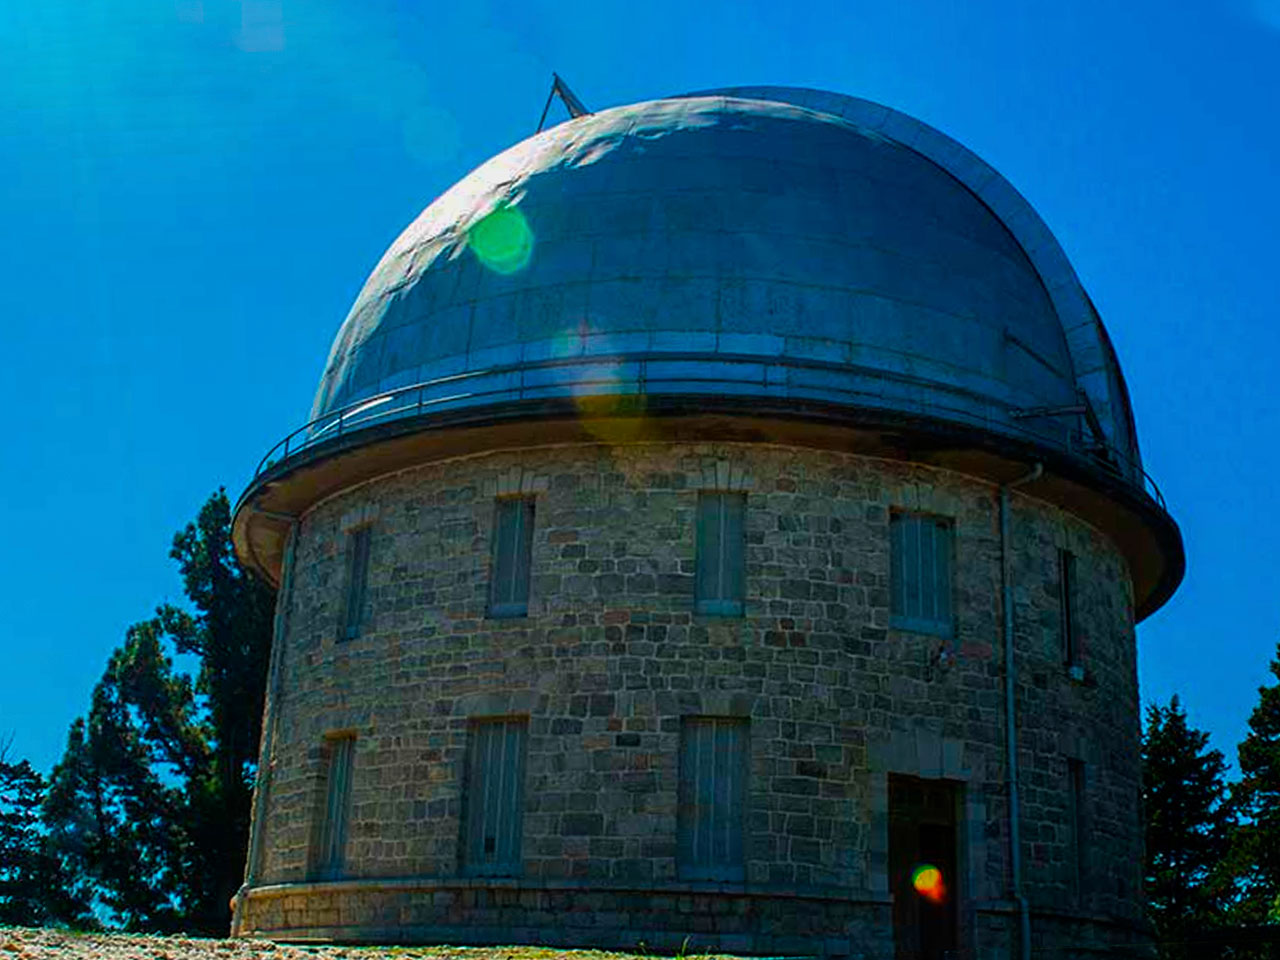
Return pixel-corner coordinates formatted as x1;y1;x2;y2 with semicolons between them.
1;0;1277;777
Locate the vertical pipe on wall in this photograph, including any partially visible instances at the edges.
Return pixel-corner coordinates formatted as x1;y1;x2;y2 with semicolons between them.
1000;463;1041;960
231;515;300;935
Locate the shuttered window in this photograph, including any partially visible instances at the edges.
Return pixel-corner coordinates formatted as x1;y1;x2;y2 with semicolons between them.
311;734;354;880
1059;548;1078;667
695;492;746;616
489;498;535;618
462;718;527;877
1068;758;1088;898
342;525;372;641
678;717;747;882
889;512;953;636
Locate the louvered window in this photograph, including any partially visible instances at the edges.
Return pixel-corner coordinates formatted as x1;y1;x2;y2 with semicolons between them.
1059;548;1079;667
489;498;535;618
311;734;354;879
678;717;747;882
889;512;953;636
342;525;372;641
1068;758;1088;898
695;492;746;616
461;718;527;877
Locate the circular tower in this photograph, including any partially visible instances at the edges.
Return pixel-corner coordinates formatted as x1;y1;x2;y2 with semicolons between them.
230;87;1182;959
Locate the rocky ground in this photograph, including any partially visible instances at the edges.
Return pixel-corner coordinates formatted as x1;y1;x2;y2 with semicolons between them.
0;929;686;960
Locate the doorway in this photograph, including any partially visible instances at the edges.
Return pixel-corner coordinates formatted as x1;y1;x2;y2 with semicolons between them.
889;775;960;960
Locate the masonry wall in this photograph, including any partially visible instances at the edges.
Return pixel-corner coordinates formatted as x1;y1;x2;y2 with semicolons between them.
235;442;1149;959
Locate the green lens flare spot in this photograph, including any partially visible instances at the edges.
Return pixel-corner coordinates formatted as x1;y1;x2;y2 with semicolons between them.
468;205;534;274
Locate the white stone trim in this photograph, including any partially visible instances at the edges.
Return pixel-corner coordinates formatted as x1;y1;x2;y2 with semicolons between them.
453;690;539;717
338;503;379;533
698;458;754;492
865;729;988;903
484;466;550;498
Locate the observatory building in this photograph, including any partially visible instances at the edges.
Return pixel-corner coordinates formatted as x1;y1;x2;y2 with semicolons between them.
230;87;1182;959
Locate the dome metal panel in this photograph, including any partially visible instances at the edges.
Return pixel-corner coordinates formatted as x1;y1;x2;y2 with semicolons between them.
307;91;1141;483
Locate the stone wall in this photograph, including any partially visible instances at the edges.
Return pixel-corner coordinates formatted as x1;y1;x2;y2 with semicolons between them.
236;441;1148;958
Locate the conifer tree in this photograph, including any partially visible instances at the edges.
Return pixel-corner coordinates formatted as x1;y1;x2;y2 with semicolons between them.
1228;641;1280;923
43;490;275;934
0;738;94;927
1142;695;1233;949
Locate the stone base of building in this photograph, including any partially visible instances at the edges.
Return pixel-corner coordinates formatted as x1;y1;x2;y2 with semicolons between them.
231;878;1152;959
1026;910;1158;960
233;878;893;956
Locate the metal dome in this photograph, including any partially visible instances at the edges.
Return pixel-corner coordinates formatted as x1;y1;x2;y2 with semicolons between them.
236;86;1182;620
306;87;1142;485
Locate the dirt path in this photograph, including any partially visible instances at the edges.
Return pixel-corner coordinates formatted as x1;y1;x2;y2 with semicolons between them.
0;929;678;960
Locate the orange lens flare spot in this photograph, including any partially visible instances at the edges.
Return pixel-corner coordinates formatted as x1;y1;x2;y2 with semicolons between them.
911;864;946;903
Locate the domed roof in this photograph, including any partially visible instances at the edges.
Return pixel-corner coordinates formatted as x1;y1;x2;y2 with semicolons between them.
309;87;1142;483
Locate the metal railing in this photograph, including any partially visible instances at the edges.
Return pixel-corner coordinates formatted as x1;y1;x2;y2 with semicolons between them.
253;351;1165;509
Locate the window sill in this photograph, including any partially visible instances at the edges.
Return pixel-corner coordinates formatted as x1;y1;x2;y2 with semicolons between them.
677;868;746;884
695;601;745;617
889;616;953;638
487;604;530;620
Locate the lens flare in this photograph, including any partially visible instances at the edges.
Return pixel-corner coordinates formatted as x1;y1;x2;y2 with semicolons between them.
468;204;534;274
911;864;946;904
574;391;651;445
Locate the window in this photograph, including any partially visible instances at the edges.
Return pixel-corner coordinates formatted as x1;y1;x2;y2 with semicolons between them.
678;717;747;882
489;498;535;618
1067;758;1088;899
1059;548;1079;668
461;717;527;877
311;734;354;879
889;512;953;636
695;492;746;616
342;525;372;640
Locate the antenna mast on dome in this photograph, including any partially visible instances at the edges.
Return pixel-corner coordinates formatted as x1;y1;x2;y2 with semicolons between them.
536;73;591;132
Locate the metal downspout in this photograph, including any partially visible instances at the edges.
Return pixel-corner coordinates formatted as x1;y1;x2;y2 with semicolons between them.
1000;463;1041;960
231;515;299;936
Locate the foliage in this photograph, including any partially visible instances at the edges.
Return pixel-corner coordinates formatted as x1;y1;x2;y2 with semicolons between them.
1142;695;1234;951
1226;641;1280;924
42;490;275;934
0;737;95;927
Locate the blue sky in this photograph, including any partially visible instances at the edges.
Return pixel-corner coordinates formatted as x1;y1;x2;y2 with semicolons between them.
1;0;1276;776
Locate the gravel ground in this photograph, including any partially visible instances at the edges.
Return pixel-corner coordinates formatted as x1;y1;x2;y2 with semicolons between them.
0;929;678;960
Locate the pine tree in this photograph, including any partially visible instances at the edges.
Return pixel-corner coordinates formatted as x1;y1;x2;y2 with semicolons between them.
1142;695;1233;951
1228;641;1280;924
43;631;199;931
156;490;275;931
43;490;275;934
0;738;94;927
